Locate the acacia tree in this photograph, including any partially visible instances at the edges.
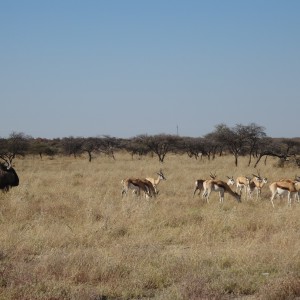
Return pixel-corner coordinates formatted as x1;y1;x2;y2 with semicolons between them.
61;137;83;158
281;139;300;156
180;137;206;160
29;139;59;159
253;139;286;168
203;132;223;160
97;135;120;160
253;138;300;168
123;138;149;160
137;134;180;163
212;124;249;167
245;123;267;166
82;137;99;162
0;132;30;163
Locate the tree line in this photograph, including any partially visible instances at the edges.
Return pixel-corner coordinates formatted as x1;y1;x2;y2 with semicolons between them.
1;123;300;168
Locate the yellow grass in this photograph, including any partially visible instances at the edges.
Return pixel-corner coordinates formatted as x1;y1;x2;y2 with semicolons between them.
1;153;300;299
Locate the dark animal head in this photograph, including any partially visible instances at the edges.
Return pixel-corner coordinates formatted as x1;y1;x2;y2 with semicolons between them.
0;162;19;192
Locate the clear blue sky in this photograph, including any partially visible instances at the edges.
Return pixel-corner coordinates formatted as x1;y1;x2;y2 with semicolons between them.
1;1;299;139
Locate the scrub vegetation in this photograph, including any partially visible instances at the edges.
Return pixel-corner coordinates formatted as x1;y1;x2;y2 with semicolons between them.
1;153;300;299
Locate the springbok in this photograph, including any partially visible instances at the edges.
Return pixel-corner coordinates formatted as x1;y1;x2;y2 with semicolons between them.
193;172;216;197
201;174;234;197
247;173;268;200
121;178;156;198
145;170;166;194
202;179;241;203
282;176;300;202
272;176;300;203
236;176;251;198
269;179;300;207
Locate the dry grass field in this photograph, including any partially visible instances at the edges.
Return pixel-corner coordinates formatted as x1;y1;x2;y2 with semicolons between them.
1;152;300;300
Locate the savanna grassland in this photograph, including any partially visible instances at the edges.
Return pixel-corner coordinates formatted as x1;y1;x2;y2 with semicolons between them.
1;153;300;300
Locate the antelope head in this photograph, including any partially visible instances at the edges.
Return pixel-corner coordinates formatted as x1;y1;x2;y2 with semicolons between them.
252;173;263;183
157;169;166;180
226;176;235;186
210;172;217;180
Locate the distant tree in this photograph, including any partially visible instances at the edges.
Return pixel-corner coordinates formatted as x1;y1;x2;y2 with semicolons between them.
252;138;299;168
137;134;180;163
280;138;300;156
29;139;55;159
44;146;59;158
97;135;120;160
211;123;267;166
180;137;206;160
211;124;249;166
82;137;99;162
244;123;267;166
61;137;83;158
123;138;149;160
203;133;222;160
0;132;30;163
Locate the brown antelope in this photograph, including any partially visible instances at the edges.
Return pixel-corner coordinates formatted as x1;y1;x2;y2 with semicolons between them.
272;176;300;203
269;179;300;207
201;174;234;197
145;170;166;194
121;178;156;198
247;173;268;200
202;179;241;203
236;176;251;198
193;172;216;197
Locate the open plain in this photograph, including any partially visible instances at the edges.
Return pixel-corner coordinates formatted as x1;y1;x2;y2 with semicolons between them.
1;153;300;299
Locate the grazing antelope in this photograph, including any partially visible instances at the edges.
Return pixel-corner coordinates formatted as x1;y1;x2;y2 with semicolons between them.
193;172;216;197
145;170;166;194
201;174;234;197
269;180;300;207
121;178;156;198
203;179;241;203
247;173;268;200
139;179;156;198
236;176;251;198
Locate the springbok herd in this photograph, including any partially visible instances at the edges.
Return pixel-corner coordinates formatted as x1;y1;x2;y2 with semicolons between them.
121;170;300;208
2;160;299;209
